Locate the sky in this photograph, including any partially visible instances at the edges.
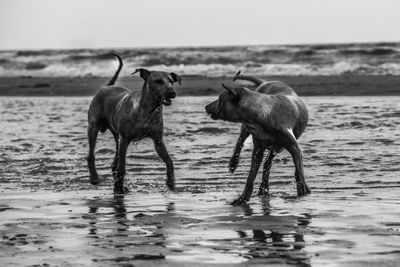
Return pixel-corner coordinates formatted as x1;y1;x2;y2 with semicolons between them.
0;0;399;50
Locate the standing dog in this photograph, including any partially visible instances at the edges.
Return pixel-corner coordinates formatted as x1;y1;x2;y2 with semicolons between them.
205;71;310;205
86;54;182;196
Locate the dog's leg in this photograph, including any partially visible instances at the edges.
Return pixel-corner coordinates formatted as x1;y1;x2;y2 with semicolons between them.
258;150;276;196
87;125;100;185
152;136;175;191
229;124;250;173
280;131;310;196
232;139;265;206
114;136;129;197
111;131;119;176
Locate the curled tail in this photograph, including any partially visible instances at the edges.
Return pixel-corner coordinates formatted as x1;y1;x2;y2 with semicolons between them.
232;70;265;87
107;53;123;86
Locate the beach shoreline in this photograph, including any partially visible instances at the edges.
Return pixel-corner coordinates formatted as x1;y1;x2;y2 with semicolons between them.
1;95;400;266
0;75;399;96
1;188;399;267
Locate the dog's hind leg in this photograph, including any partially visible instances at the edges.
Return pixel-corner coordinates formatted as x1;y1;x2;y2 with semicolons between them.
258;150;276;196
229;124;250;173
87;125;100;185
152;136;175;191
232;139;265;206
280;131;310;196
114;136;129;197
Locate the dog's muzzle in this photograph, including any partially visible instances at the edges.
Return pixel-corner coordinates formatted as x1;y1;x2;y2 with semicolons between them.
162;92;176;106
205;104;218;120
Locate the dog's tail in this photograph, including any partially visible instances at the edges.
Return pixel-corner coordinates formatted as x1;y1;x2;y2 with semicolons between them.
107;53;123;86
232;70;265;87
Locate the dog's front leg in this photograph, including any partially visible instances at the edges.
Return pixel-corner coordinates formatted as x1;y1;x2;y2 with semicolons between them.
232;139;265;206
229;124;250;173
152;136;175;191
111;132;119;175
87;125;100;185
114;136;130;197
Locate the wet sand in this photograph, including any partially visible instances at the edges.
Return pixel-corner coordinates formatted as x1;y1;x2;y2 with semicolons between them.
1;189;400;267
1;96;400;266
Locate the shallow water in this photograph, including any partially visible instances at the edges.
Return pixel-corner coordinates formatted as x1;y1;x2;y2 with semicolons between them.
1;96;400;266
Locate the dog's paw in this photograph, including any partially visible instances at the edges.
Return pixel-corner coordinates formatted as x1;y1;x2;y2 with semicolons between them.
168;184;176;192
114;192;125;199
114;183;125;197
257;189;269;197
231;197;248;206
296;182;311;196
258;182;270;196
166;179;176;192
90;175;100;185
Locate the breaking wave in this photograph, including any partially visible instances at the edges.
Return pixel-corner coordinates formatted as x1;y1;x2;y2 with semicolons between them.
1;42;400;77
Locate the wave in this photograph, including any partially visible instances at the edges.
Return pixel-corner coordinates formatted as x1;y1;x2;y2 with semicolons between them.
339;47;398;56
1;42;400;77
2;61;400;77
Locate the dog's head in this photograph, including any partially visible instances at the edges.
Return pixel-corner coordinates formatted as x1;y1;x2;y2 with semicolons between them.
132;68;182;106
205;83;246;122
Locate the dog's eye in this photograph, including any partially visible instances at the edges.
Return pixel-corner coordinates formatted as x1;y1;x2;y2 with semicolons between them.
154;79;163;84
217;98;223;107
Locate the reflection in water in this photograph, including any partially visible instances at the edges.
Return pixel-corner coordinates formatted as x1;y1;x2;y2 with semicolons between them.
88;205;98;238
86;198;127;237
235;198;311;266
260;197;271;216
241;203;253;217
84;197;174;251
82;195;312;265
85;198;130;243
114;198;128;234
166;202;175;212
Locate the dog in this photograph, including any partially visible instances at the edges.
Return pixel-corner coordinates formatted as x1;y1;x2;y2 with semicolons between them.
205;71;310;205
86;54;182;197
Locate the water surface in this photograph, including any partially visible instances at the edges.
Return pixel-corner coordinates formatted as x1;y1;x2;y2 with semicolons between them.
0;96;400;266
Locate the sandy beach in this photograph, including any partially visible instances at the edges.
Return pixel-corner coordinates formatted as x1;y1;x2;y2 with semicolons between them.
1;95;400;266
1;188;399;267
2;0;400;265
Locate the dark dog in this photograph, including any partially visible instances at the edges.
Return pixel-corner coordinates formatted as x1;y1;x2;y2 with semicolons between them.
86;54;182;196
205;71;310;205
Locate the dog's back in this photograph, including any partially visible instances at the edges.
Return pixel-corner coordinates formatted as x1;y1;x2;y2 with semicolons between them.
256;81;296;96
88;85;143;134
255;81;308;139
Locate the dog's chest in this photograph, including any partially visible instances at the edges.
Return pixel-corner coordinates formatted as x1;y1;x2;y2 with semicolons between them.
124;113;163;141
244;123;277;144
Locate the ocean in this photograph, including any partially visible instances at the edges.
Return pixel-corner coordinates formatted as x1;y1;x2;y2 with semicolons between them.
1;42;400;77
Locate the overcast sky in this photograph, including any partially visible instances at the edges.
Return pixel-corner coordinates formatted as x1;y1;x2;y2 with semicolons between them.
0;0;399;50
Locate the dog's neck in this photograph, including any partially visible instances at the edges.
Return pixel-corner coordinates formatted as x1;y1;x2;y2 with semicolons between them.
138;82;162;117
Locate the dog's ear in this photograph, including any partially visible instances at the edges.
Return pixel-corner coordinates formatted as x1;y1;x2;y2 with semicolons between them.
222;83;238;96
131;68;150;80
222;83;240;102
170;72;182;85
